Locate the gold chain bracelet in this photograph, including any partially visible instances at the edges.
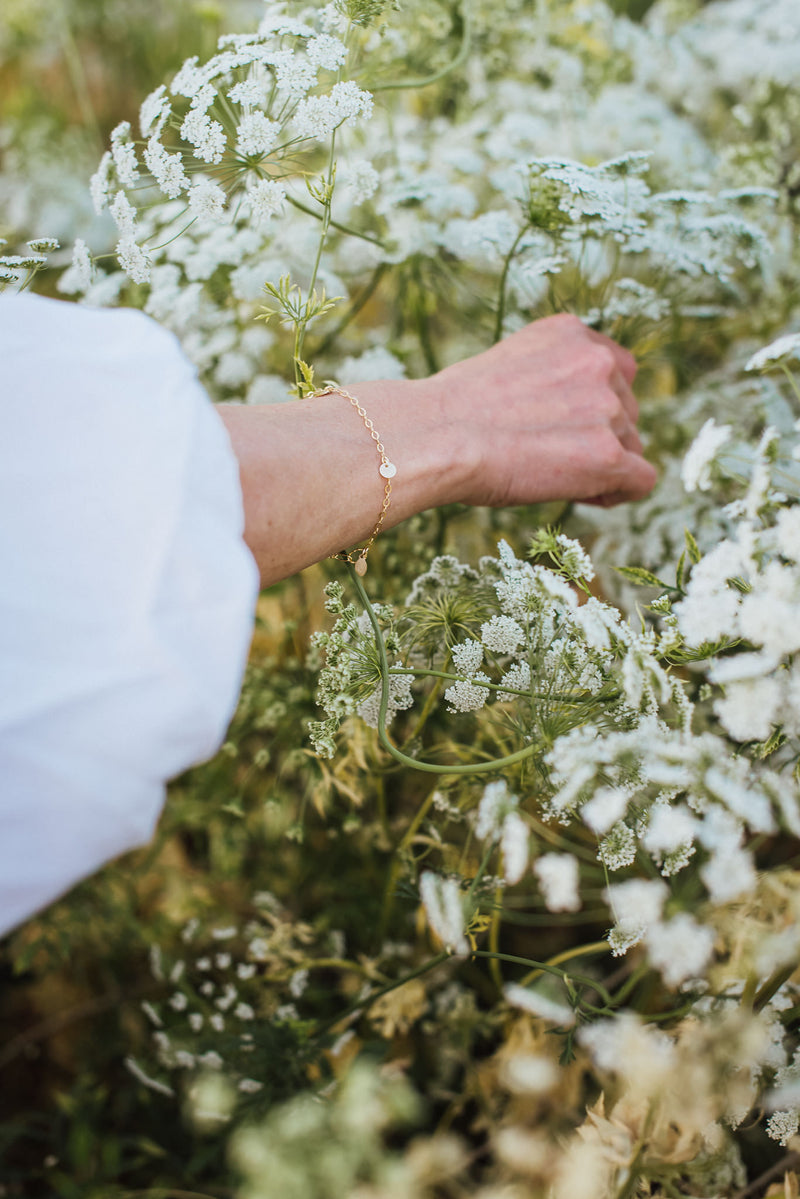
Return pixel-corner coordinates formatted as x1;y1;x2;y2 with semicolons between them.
312;384;396;576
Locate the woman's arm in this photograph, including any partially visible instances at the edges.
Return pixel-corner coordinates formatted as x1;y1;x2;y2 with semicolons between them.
219;314;657;588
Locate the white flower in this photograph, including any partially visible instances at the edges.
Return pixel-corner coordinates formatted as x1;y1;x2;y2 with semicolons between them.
533;853;581;912
497;661;531;701
110;121;140;187
294;81;373;140
481;615;525;655
247;179;287;221
641;803;697;855
475;779;516;840
181;109;227;164
776;507;800;562
597;821;637;870
228;79;265;106
234;1002;255;1021
236;111;280;157
57;238;94;295
116;237;151;285
307;34;347;70
339;346;406;382
450;638;484;675
645;913;715;987
140;84;170;137
110;190;137;235
189;179;227;220
701;844;756;903
444;673;491;713
90;151;114;214
145;137;190;198
713;675;783;743
604;878;667;934
345;159;380;204
501;812;529;885
766;1109;800;1146
681;418;732;492
419;871;469;956
505;984;575;1028
581;786;631;835
171;55;206;99
238;1078;264;1094
556;533;595;580
289;968;309;998
745;333;800;371
273;49;318;97
189;1012;204;1032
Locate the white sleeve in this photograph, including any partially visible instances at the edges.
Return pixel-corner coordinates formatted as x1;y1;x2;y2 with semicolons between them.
0;294;261;936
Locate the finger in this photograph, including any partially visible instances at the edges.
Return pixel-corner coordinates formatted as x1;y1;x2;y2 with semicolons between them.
586;328;637;386
618;421;644;456
611;369;640;424
599;450;658;505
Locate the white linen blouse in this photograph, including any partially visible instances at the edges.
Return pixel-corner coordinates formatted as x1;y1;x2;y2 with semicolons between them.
0;294;260;936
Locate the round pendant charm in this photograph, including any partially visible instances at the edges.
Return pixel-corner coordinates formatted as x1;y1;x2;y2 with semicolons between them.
354;556;368;576
379;460;397;479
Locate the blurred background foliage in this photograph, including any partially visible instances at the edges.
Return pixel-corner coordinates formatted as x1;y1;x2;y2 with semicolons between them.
3;1;799;1198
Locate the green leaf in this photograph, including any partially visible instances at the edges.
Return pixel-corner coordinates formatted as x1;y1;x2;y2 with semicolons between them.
675;549;687;593
752;728;786;759
684;528;702;565
614;565;671;588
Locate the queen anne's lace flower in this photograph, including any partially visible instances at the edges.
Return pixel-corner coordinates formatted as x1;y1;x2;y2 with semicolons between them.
451;639;484;675
681;418;733;493
745;332;800;371
533;854;580;912
236;112;280;158
480;615;525;655
247;179;286;221
294;81;373;140
419;872;468;956
444;674;491;714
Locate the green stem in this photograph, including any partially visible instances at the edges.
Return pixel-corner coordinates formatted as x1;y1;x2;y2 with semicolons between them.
467;842;495;905
347;563;542;772
313;950;450;1038
370;0;473;92
471;950;613;1006
493;225;528;344
295;132;338;380
780;361;800;406
286;194;385;247
314;263;388;358
389;666;615;704
349;565;538;776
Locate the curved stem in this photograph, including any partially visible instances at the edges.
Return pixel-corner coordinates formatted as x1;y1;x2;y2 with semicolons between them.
313;950;450;1038
348;565;539;776
519;940;609;988
314;263;388;358
286;194;386;247
471;950;613;1007
493;225;529;344
370;0;473;92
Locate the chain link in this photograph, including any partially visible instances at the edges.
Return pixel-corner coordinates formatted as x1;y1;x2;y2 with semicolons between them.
312;385;396;575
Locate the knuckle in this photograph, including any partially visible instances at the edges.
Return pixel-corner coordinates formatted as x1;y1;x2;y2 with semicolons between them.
590;344;617;378
596;429;626;472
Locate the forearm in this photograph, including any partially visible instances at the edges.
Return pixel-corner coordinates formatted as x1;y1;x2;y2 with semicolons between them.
218;378;467;588
218;315;658;590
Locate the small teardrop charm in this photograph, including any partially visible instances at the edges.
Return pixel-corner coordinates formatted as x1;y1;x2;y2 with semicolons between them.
354;556;368;576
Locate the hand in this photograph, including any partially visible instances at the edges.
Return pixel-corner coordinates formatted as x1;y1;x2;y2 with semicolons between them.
421;313;657;509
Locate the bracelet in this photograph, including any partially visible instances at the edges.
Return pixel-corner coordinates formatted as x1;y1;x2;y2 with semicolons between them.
312;384;396;576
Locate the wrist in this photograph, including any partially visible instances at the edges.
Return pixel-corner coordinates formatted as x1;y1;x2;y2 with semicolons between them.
348;375;475;520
